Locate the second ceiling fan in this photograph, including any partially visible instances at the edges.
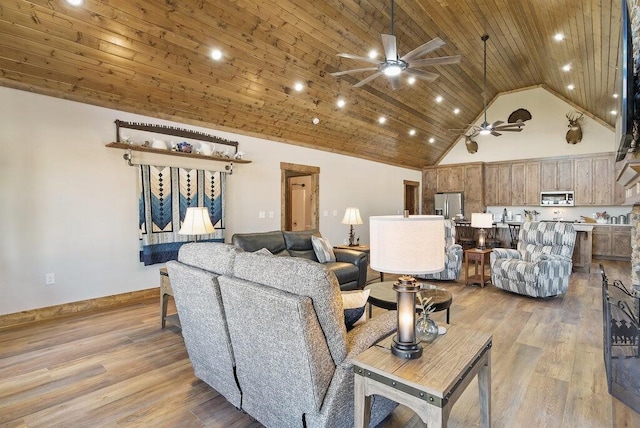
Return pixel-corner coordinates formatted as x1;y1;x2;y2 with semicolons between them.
467;35;526;138
331;0;461;90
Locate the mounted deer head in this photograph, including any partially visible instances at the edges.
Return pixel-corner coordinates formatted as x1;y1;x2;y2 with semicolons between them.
465;136;478;154
566;111;584;144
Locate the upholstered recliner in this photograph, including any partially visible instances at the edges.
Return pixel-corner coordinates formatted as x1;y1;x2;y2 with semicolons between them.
415;219;463;281
490;221;577;297
219;252;398;428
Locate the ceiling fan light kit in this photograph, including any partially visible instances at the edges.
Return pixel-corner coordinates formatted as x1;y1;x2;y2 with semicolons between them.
464;34;526;144
331;0;460;89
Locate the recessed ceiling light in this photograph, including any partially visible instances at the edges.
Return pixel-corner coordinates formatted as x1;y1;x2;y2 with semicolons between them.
611;110;618;115
210;49;223;61
312;117;320;125
435;96;443;103
294;82;304;92
428;137;435;144
65;0;84;6
562;64;571;72
368;50;378;59
613;93;619;98
453;108;460;114
336;98;346;108
407;76;416;85
567;84;575;90
409;129;416;136
378;116;387;124
554;33;565;41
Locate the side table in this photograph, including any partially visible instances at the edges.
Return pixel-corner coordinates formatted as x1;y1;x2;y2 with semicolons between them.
160;268;180;329
354;325;492;427
465;248;492;287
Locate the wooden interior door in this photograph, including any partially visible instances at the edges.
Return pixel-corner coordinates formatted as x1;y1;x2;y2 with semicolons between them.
404;180;420;215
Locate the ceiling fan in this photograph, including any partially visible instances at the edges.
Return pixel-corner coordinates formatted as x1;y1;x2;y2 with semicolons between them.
330;0;460;90
466;35;525;138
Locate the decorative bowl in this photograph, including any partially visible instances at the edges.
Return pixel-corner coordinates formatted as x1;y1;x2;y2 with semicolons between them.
596;218;608;224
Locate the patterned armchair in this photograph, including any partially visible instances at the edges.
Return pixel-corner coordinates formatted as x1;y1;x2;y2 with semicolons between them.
415;219;463;281
490;221;576;297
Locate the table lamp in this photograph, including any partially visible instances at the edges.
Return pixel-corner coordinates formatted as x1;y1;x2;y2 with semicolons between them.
370;212;445;359
178;207;215;242
471;213;494;250
342;207;363;246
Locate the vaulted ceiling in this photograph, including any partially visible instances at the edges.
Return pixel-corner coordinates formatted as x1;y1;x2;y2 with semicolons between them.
0;0;621;169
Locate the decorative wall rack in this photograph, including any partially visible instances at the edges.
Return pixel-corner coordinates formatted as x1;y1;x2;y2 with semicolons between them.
106;120;250;173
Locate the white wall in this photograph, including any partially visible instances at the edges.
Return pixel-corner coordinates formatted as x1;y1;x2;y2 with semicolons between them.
440;87;616;164
0;87;420;315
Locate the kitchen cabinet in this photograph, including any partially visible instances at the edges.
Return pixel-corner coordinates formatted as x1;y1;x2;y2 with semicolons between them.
540;160;573;191
592;225;631;259
464;164;484;216
574;156;612;205
511;163;526;206
436;166;464;192
525;162;541;205
422;168;437;214
509;162;540;206
497;164;512;205
484;164;499;206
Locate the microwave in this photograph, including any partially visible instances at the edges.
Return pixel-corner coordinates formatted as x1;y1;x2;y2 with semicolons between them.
540;191;574;206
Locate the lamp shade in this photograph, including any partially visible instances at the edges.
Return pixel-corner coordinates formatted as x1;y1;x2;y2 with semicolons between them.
370;215;445;275
341;207;363;225
471;213;494;229
178;207;215;235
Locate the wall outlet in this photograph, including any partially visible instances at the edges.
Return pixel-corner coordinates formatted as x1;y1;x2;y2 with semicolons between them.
268;211;274;218
45;273;55;285
258;211;266;219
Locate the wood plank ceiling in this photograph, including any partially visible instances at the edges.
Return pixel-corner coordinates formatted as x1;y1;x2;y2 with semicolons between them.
0;0;622;169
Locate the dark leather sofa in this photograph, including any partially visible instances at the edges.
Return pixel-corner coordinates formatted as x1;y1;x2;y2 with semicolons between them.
231;230;368;290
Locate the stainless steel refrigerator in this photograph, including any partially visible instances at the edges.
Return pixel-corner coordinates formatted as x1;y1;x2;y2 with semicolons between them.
434;192;464;219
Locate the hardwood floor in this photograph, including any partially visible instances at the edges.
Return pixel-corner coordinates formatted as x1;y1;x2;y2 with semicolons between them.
1;260;638;427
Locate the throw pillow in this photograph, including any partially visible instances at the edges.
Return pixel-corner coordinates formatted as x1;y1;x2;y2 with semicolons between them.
311;235;336;263
254;247;273;256
342;289;370;331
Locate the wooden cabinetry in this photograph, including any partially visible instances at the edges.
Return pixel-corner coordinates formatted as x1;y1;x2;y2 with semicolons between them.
422;168;438;214
574;156;612;205
540;160;573;191
484;164;499;206
464;164;484;216
592;225;631;259
436;166;464;192
510;162;541;206
497;165;511;206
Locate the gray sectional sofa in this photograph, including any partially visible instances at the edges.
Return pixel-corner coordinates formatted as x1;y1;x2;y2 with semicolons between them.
166;242;398;427
232;230;368;290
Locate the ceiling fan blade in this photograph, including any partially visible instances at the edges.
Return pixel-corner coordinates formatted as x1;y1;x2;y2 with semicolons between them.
405;68;439;82
389;75;401;90
330;67;379;76
401;37;446;62
495;127;523;132
491;130;502;137
353;71;383;88
336;53;381;65
381;34;397;60
408;55;461;68
491;120;505;127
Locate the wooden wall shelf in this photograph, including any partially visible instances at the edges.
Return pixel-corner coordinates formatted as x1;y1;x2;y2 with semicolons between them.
106;142;251;164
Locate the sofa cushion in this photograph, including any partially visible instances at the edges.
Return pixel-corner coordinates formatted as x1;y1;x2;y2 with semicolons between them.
232;231;289;256
342;289;370;331
177;242;240;275
325;261;359;285
311;235;337;263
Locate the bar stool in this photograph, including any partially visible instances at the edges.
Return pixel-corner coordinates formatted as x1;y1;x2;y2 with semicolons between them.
456;221;476;250
485;223;502;248
508;223;521;249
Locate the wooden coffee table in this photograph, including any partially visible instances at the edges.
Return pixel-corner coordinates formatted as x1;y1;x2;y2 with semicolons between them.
364;281;453;323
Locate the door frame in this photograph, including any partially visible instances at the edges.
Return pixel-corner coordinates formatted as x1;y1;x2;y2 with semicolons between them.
281;162;320;230
404;180;420;215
